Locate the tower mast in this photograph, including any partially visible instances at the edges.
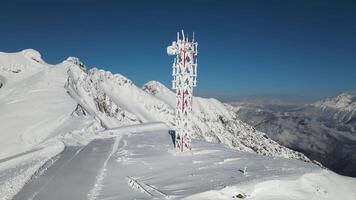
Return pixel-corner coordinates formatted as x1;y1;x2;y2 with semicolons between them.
167;30;198;152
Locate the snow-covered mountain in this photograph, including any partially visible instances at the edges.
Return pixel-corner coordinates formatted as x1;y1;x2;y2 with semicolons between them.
314;92;356;112
230;93;356;178
142;81;312;160
1;49;355;199
313;92;356;126
61;51;310;162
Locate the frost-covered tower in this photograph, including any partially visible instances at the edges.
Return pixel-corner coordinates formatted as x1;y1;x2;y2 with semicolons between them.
167;30;198;152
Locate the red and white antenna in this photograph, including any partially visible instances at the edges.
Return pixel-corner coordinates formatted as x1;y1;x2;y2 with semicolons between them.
167;30;198;152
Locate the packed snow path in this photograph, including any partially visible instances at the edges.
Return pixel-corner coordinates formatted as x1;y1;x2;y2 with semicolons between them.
13;139;116;200
13;128;356;200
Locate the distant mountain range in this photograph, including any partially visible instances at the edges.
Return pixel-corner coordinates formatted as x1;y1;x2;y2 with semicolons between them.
230;92;356;177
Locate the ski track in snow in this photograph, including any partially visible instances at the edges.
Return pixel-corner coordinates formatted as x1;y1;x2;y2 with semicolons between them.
0;148;43;164
88;135;122;200
13;139;115;200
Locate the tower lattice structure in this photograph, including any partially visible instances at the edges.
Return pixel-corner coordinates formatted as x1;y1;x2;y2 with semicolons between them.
167;30;198;152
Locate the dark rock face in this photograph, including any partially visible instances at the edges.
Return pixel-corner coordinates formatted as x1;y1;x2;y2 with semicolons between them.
231;102;356;177
71;104;87;117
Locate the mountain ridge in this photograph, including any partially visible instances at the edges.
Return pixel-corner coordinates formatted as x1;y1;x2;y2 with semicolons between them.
0;49;313;161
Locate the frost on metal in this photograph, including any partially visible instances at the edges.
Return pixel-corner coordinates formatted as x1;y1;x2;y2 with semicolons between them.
167;30;198;152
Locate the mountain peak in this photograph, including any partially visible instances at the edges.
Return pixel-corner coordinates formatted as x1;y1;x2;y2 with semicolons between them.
64;56;86;70
314;92;356;112
20;49;44;63
142;81;171;95
0;49;47;74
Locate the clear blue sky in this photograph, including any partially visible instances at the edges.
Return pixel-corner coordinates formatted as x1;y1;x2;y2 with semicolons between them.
1;0;356;101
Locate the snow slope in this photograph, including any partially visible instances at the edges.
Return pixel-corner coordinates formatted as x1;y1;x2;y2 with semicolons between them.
185;170;356;200
92;126;356;200
12;124;356;200
0;50;101;199
0;50;78;158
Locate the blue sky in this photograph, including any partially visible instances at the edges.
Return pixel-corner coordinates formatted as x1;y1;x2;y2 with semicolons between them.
1;0;356;101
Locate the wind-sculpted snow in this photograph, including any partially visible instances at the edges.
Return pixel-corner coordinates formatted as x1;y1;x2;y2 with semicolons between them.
0;49;44;74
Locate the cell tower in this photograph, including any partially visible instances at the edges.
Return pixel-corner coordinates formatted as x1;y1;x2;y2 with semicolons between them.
167;30;198;152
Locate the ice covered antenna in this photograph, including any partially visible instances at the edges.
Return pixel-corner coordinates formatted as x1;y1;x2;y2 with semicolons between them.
167;30;198;152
